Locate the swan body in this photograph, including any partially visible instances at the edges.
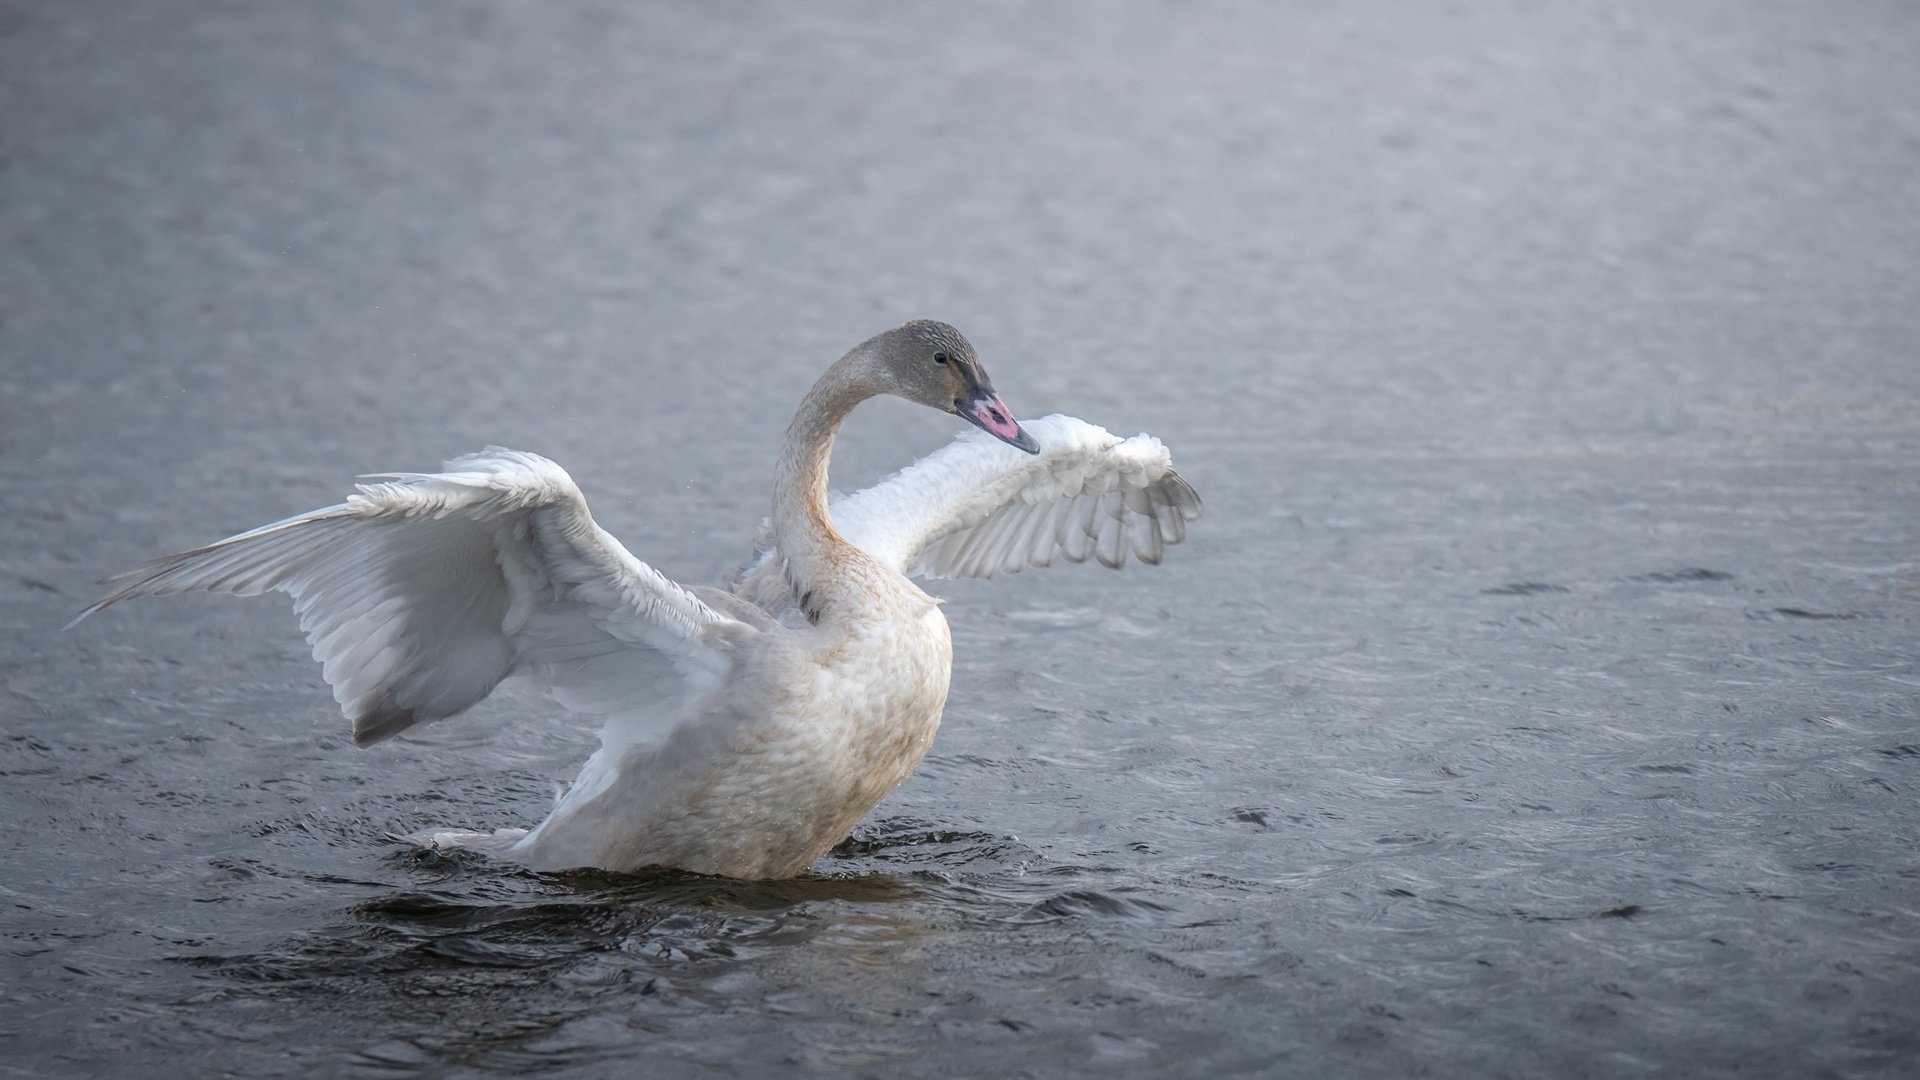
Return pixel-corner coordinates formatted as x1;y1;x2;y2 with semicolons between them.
76;321;1201;878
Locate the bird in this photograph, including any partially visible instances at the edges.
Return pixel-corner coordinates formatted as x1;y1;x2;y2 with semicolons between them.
73;320;1202;878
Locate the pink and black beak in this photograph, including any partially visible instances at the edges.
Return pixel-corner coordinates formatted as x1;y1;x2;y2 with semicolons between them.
958;386;1040;454
956;386;1036;449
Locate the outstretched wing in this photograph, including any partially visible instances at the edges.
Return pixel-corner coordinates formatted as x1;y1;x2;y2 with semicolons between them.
831;414;1202;579
74;448;749;748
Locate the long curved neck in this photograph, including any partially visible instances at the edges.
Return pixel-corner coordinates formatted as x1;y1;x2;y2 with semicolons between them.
772;356;875;616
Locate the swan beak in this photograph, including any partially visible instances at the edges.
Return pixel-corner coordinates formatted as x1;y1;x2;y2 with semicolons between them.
961;393;1040;454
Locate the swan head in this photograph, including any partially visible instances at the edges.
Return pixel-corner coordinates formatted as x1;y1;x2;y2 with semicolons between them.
863;320;1041;454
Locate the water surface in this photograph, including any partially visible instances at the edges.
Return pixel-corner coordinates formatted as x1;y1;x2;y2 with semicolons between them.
3;2;1917;1076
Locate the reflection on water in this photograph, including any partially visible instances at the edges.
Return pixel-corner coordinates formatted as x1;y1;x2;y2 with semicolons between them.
178;853;936;1063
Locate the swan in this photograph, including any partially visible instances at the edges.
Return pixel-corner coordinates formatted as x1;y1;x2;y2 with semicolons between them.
73;320;1202;878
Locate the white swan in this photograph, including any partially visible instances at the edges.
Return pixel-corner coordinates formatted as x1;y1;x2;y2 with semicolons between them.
74;321;1202;878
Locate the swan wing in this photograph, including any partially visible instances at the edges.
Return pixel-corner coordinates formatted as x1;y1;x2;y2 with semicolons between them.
833;414;1203;579
74;448;747;748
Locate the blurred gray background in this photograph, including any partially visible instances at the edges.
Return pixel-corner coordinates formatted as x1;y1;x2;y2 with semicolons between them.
3;2;1917;1077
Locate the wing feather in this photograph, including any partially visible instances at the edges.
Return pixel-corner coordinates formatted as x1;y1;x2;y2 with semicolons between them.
1062;492;1100;563
825;414;1202;581
75;448;747;749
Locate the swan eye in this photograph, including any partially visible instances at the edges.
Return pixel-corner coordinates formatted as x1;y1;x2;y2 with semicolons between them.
932;352;949;365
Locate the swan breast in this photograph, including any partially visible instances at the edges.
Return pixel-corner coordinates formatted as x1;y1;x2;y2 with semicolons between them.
542;593;953;878
784;593;953;816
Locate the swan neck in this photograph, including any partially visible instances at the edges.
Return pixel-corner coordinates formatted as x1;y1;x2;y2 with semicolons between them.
773;360;871;603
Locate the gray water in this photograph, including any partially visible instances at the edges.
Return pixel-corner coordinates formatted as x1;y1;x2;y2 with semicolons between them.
3;2;1918;1076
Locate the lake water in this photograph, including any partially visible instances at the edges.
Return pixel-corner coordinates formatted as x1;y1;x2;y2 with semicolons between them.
3;2;1917;1076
